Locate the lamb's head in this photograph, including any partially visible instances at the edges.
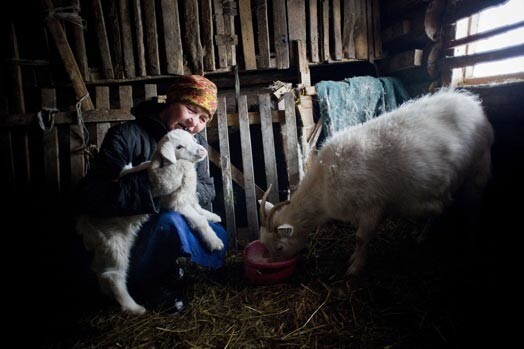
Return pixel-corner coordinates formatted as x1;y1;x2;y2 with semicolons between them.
258;185;308;261
157;129;207;164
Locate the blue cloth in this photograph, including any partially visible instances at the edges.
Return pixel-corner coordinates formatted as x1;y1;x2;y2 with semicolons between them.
128;211;228;287
315;76;410;141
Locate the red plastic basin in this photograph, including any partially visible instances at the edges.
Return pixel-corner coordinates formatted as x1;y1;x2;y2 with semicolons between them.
243;240;299;285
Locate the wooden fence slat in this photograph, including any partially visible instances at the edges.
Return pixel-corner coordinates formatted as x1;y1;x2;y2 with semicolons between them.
213;0;228;68
309;0;320;63
223;0;237;66
143;0;161;75
144;84;158;101
273;0;290;69
8;22;25;113
239;0;257;70
183;0;204;74
107;0;124;79
41;88;60;193
255;0;271;68
321;0;330;61
372;0;383;59
92;0;115;79
354;0;368;60
284;92;300;194
200;0;216;71
201;125;212;211
119;0;136;78
366;0;375;62
132;0;147;77
71;0;89;82
343;0;356;58
161;0;184;74
95;86;111;148
333;0;343;60
217;97;237;249
238;95;259;241
259;94;279;204
287;0;307;66
119;85;133;112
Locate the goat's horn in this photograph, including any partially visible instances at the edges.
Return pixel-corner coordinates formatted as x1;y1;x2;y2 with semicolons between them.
267;200;291;233
259;184;273;227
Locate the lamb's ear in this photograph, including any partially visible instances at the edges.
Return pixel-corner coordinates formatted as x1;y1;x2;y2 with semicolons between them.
158;139;177;164
277;224;294;238
258;200;274;215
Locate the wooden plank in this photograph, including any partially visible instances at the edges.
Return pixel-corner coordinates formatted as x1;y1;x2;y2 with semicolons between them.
259;94;279;204
287;0;307;65
217;97;237;249
381;49;423;73
132;0;147;76
143;0;161;75
161;0;184;74
284;92;300;194
255;0;271;68
8;22;25;114
239;0;257;70
119;85;133;112
95;86;111;148
321;0;330;61
309;0;320;63
223;0;237;66
238;95;258;241
293;40;311;87
353;0;368;60
201;125;212;211
119;0;136;78
213;0;228;68
41;88;60;193
332;0;343;60
107;0;124;79
273;0;290;69
71;0;89;82
200;0;216;71
92;0;115;79
366;0;375;62
441;43;524;70
144;84;158;100
183;0;204;74
372;0;383;59
342;0;356;58
446;20;524;49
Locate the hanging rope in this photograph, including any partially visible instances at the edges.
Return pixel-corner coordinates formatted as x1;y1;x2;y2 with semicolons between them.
45;5;87;30
75;92;97;174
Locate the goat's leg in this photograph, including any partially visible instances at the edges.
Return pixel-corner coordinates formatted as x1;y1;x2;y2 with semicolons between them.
94;234;145;315
347;212;381;276
178;207;224;251
193;204;221;223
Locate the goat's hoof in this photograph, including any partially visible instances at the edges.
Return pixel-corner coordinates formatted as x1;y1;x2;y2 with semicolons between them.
123;304;146;315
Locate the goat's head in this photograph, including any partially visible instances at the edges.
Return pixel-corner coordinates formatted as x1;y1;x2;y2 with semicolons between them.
157;129;207;165
258;185;307;261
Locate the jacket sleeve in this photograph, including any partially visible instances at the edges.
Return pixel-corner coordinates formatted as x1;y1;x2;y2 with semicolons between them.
75;126;158;217
195;135;216;207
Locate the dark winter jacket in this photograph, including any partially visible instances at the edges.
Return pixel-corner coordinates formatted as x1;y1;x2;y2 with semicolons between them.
76;101;215;217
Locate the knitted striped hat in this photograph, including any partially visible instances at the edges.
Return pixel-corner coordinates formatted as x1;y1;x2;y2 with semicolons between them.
166;75;218;120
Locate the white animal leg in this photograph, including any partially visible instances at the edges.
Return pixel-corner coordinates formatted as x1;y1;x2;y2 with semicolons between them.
347;212;381;276
178;206;224;251
194;205;222;223
99;270;145;314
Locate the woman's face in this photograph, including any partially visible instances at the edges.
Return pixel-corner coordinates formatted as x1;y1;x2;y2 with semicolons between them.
160;102;210;134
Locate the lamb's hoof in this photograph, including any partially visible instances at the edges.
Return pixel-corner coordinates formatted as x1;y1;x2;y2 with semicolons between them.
123;304;146;315
207;236;224;252
209;214;222;223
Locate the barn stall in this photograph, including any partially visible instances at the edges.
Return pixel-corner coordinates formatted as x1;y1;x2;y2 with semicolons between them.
1;0;522;347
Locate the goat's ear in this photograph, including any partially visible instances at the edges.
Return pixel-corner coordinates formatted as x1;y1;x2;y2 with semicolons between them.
258;200;274;215
277;224;294;238
158;139;177;164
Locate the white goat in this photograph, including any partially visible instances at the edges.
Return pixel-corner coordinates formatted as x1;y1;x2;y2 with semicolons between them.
77;129;222;314
259;89;494;276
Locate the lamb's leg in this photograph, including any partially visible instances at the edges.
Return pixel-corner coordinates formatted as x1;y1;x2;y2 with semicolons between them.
179;206;224;251
194;205;221;223
347;212;381;276
94;234;145;315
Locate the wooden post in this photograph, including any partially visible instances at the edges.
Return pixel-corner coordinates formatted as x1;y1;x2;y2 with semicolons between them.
238;95;259;241
92;0;115;79
287;0;307;66
133;0;147;76
217;97;237;249
71;0;89;82
259;94;280;204
162;0;184;74
353;0;368;60
309;0;320;63
332;0;343;60
255;0;271;68
343;0;356;58
283;93;300;195
213;0;228;68
143;0;161;75
119;0;136;78
183;0;204;74
107;0;124;79
200;0;216;71
321;0;330;61
273;0;290;69
41;88;60;193
239;0;257;70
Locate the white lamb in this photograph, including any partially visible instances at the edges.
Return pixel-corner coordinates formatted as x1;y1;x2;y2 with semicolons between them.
259;89;494;276
77;129;223;314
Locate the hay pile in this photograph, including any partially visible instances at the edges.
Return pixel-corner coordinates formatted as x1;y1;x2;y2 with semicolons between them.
72;219;470;348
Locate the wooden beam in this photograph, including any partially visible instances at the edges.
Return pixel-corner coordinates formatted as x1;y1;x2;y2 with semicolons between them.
440;43;524;70
446;20;524;49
